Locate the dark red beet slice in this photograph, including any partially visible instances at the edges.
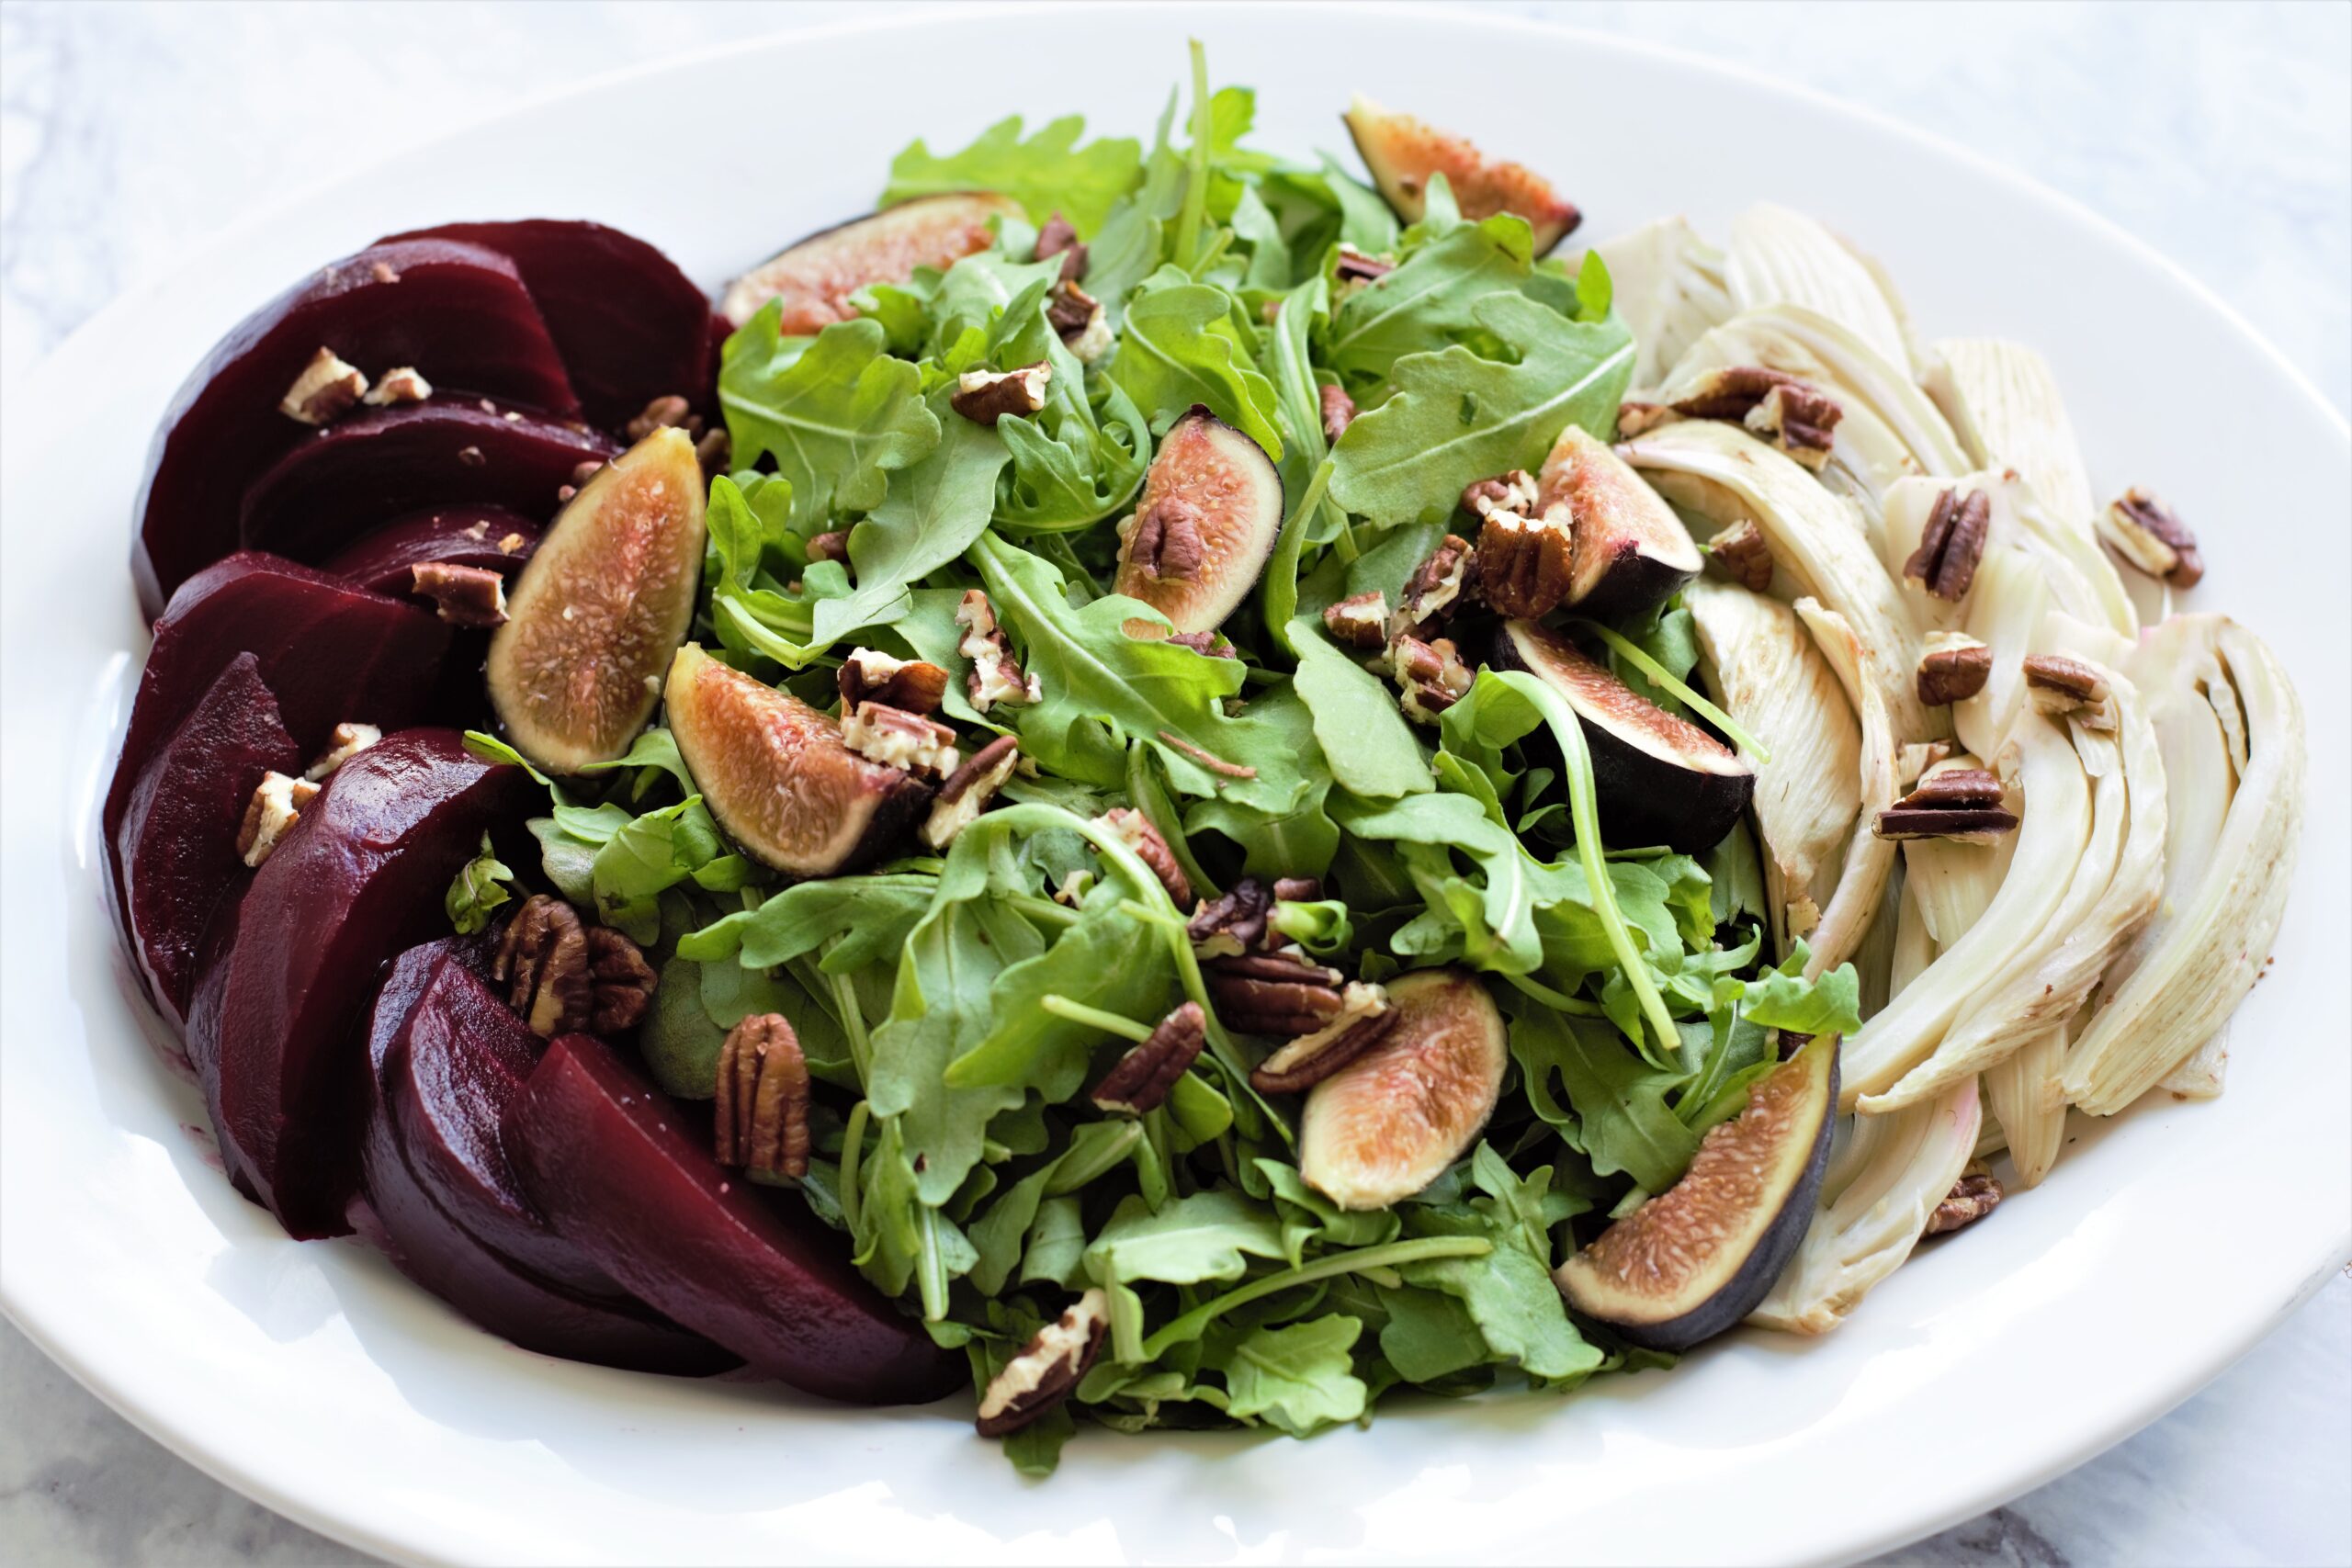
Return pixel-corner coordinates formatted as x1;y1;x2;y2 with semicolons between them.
133;238;579;618
102;553;451;961
510;1033;959;1404
238;400;614;568
384;220;716;432
186;729;535;1237
322;505;541;596
115;653;301;1031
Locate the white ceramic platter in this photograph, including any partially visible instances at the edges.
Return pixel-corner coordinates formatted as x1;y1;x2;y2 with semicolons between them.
4;6;2346;1564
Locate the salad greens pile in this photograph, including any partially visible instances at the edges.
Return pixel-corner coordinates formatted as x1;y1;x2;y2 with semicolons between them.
460;45;1859;1471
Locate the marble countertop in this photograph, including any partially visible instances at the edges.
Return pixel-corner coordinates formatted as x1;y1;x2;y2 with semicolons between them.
3;3;2345;1563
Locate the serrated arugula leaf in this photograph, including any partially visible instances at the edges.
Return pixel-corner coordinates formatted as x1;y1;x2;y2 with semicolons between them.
1724;942;1863;1036
679;874;939;974
883;114;1143;236
1221;1314;1368;1435
443;833;514;935
1510;1004;1697;1191
718;311;940;531
1325;213;1537;384
1107;266;1284;458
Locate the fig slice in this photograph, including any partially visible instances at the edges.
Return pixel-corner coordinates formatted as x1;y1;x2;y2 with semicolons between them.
508;1032;962;1404
1342;94;1581;254
1535;424;1702;620
1496;618;1756;854
1298;968;1508;1212
721;192;1023;332
1555;1034;1838;1350
665;643;932;877
485;428;707;773
322;504;541;597
1110;407;1286;635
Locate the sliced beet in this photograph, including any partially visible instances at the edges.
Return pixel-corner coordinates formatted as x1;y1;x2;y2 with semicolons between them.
509;1032;960;1404
1496;618;1755;854
186;729;536;1237
322;505;541;596
384;220;717;432
1109;408;1286;635
721;193;1023;332
114;653;300;1031
1536;425;1701;621
239;399;615;567
133;238;579;617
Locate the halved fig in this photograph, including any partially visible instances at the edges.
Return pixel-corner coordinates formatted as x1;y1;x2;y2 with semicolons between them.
114;653;300;1031
383;220;716;432
508;1032;961;1404
1555;1033;1838;1350
1497;618;1755;854
665;643;932;877
240;400;614;567
721;192;1023;331
1110;408;1286;635
485;428;707;773
133;238;579;616
1536;425;1702;620
1343;94;1580;254
322;504;541;596
1298;968;1508;1211
185;729;536;1236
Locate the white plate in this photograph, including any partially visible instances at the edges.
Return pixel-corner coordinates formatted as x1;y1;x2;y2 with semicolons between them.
4;6;2346;1564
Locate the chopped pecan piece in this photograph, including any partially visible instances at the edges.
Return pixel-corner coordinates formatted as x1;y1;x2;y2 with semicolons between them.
1897;739;1957;789
363;365;432;406
1903;486;1991;602
841;702;959;779
1614;400;1675;437
1047;281;1111;360
922;735;1021;849
1704;517;1775;592
1097;807;1192;908
303;720;381;781
1204;951;1347;1037
714;1013;812;1180
236;771;320;866
1460;469;1539;522
1392;534;1476;637
1319;382;1356;443
1250;982;1397;1094
807;529;850;566
1333;244;1396;286
1033;212;1088;282
951;361;1051;425
1321;591;1389;652
976;1290;1108;1438
1742;381;1842;468
2024;653;2113;728
1166;630;1234;658
956;591;1040;711
1873;766;2018;842
1272;876;1321;903
695;427;731;475
1476;510;1574;617
584;927;658;1033
279;346;368;425
1188;876;1275;959
1123;496;1207;581
495;896;592;1037
1916;631;1992;706
839;648;949;716
1389;634;1474;725
1090;1001;1209;1115
624;394;703;442
1668;365;1805;422
411;561;509;627
2098;488;2203;590
1925;1171;2003;1235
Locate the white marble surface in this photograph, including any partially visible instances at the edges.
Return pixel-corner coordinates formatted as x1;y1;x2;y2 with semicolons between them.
2;3;2346;1564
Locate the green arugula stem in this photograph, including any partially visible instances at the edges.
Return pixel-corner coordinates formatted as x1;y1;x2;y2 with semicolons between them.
1041;994;1156;1042
1003;893;1081;931
839;1100;870;1236
1138;1236;1494;1359
1173;39;1212;268
917;1205;950;1322
1579;620;1770;761
1501;970;1606;1016
1046;1122;1144;1195
1186;227;1235;279
821;935;876;1088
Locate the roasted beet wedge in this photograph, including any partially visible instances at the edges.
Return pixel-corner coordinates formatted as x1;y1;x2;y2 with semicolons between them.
114;653;300;1032
239;400;615;567
509;1033;960;1404
384;220;717;432
322;505;541;596
186;730;536;1237
1496;618;1756;854
133;238;579;617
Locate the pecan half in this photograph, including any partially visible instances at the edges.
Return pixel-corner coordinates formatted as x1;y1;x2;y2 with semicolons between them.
1903;486;1991;602
1250;982;1396;1094
976;1290;1108;1438
1204;951;1346;1036
1460;469;1539;522
1389;634;1474;726
1916;631;1992;706
1476;510;1574;618
1742;381;1842;468
841;702;960;779
956;591;1040;711
1033;212;1087;282
585;926;658;1033
2098;488;2203;589
1320;591;1388;652
2024;653;2113;728
624;393;701;442
839;648;949;716
951;361;1051;425
1924;1170;2003;1235
1333;244;1396;286
807;530;851;566
1090;1001;1208;1115
1704;517;1775;592
410;561;509;627
495;896;592;1037
280;346;368;425
1319;382;1357;443
1097;807;1192;908
1188;876;1275;959
1872;766;2018;842
922;735;1021;850
1392;534;1476;637
1668;365;1806;423
714;1012;811;1179
236;771;320;866
695;427;732;476
1124;496;1207;581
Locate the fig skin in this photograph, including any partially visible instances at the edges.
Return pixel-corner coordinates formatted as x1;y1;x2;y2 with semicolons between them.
239;399;614;569
1110;407;1287;635
1536;425;1702;621
133;238;580;617
485;429;707;773
383;220;717;433
665;642;933;877
1555;1034;1838;1350
508;1032;962;1404
1299;969;1508;1211
322;504;542;597
114;653;300;1032
185;729;537;1238
1343;95;1581;255
721;192;1023;332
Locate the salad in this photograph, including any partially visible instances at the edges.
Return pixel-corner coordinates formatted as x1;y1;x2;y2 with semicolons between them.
102;44;2305;1473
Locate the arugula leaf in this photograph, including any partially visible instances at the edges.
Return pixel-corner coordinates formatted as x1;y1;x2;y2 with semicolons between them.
884;115;1142;236
718;312;940;530
1509;1004;1696;1191
1324;213;1537;385
1107;266;1285;458
1220;1315;1368;1435
1725;943;1863;1036
1290;626;1430;799
1084;1189;1287;1286
679;874;939;974
443;833;514;935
